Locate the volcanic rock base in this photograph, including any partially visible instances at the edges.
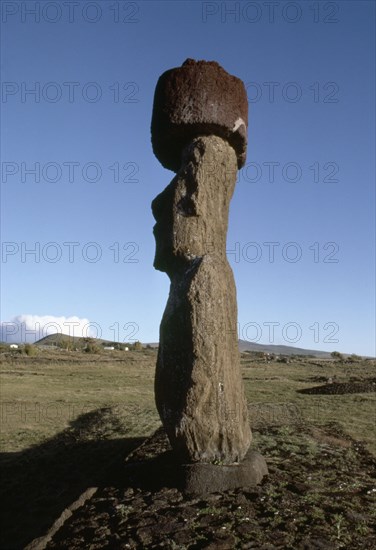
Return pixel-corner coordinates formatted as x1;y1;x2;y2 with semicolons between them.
181;450;268;495
123;427;268;495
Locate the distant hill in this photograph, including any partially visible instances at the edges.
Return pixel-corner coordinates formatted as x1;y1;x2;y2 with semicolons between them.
36;333;82;346
32;334;345;358
238;340;332;358
35;334;130;349
141;340;332;358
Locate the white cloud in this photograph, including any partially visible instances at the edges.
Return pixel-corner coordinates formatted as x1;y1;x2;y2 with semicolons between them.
0;314;96;343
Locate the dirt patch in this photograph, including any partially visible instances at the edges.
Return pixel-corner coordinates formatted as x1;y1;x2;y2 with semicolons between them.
297;379;376;395
41;423;376;550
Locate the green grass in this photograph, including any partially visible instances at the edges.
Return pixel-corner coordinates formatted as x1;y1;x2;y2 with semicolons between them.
0;348;160;451
0;349;375;455
243;358;376;454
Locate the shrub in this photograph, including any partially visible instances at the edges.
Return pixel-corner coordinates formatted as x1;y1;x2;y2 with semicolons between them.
24;343;37;356
58;339;74;351
331;351;344;361
85;342;101;354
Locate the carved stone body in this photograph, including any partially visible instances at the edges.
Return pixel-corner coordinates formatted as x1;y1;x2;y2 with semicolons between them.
152;136;251;463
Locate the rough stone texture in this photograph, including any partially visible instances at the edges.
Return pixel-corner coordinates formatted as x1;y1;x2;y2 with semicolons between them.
181;450;269;495
151;59;248;172
152;135;251;464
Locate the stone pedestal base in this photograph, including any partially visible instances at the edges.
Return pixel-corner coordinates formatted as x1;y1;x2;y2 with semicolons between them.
181;450;268;495
123;428;268;495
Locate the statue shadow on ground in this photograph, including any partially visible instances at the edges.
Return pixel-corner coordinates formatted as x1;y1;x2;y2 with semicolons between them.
0;407;145;549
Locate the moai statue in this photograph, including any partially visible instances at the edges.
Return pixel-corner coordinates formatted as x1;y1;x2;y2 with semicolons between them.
151;59;251;466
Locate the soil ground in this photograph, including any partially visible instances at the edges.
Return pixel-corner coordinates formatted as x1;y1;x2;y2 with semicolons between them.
44;423;376;549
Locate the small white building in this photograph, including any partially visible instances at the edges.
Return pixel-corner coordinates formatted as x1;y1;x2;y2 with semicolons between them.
103;346;115;351
10;344;19;349
124;347;129;351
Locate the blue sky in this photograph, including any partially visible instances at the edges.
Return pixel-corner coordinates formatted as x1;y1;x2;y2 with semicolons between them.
1;0;375;355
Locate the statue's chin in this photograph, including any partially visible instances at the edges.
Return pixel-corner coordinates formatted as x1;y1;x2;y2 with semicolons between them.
153;253;163;271
153;257;164;272
153;251;172;274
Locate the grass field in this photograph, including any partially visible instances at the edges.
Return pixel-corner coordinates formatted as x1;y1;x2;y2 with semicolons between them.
0;348;160;453
1;347;375;455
